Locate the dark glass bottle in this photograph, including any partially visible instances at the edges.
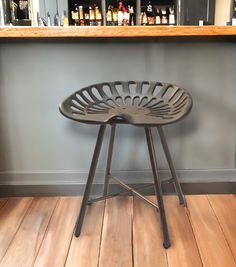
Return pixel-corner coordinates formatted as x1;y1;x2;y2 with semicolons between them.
71;3;79;26
18;0;30;20
79;5;85;26
146;0;154;25
89;6;95;26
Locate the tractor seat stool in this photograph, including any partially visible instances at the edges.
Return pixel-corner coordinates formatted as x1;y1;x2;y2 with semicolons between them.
59;81;192;249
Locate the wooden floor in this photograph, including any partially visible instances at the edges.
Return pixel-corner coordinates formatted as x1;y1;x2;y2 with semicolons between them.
0;195;235;267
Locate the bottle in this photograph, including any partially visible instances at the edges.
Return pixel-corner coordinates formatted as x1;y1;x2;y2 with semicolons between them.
113;7;118;25
106;5;112;26
123;7;129;26
84;12;89;26
89;6;95;26
155;8;161;25
168;8;175;25
63;10;69;26
129;6;134;25
71;4;79;26
118;1;123;26
142;12;147;25
79;5;85;26
161;9;168;24
54;12;60;26
146;0;154;25
37;12;44;27
95;6;102;26
47;12;51;26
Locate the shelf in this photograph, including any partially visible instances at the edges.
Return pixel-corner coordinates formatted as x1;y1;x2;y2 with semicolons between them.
0;26;236;39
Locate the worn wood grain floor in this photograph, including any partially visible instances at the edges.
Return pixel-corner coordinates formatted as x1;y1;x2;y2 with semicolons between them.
0;195;235;267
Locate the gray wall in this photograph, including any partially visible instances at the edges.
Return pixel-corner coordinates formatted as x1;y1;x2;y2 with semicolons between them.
0;40;236;186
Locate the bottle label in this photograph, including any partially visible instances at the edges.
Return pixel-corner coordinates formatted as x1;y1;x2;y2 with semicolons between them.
89;9;95;20
147;5;152;12
118;11;123;25
107;11;112;22
72;11;78;20
113;11;118;22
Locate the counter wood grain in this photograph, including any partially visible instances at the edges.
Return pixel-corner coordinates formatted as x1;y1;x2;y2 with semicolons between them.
0;26;236;39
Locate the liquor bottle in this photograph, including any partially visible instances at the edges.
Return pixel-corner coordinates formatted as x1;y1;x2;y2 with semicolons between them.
37;12;44;26
168;8;175;25
54;12;60;26
84;11;89;26
113;6;118;25
79;5;85;26
47;12;51;26
161;8;168;24
71;3;79;25
118;1;123;26
89;6;95;26
128;6;134;25
155;9;161;25
123;6;129;26
63;10;69;26
95;6;102;26
146;0;154;25
106;5;112;26
54;0;60;26
142;12;148;25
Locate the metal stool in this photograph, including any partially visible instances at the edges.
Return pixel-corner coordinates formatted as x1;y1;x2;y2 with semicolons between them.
59;81;192;249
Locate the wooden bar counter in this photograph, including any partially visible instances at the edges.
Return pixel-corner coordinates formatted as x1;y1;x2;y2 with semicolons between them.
0;26;236;39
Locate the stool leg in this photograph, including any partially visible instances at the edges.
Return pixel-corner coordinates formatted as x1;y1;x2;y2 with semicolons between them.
156;126;186;206
145;127;171;249
103;124;116;196
75;125;106;237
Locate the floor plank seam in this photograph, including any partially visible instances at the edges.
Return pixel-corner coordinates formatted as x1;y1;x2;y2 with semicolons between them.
131;197;134;267
62;198;79;267
185;202;204;267
96;199;106;267
32;197;60;267
0;197;34;264
206;195;236;264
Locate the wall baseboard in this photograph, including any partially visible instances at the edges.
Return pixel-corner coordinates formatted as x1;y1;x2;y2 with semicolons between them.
0;169;236;185
0;169;235;196
0;182;235;197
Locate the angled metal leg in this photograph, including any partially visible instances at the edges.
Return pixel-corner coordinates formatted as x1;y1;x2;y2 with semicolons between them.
103;124;116;196
75;125;106;237
145;127;171;249
157;126;186;206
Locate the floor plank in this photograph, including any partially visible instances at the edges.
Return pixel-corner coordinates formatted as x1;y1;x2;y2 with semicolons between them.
186;195;236;267
0;197;58;267
207;194;236;260
66;200;105;267
33;197;81;267
133;196;168;267
98;197;133;267
165;196;203;267
0;198;33;261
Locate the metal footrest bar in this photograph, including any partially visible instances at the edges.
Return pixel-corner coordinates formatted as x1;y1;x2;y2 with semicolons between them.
109;175;159;210
88;184;154;204
161;178;175;184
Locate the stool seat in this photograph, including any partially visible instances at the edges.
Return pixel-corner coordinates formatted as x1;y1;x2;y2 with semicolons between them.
59;81;192;126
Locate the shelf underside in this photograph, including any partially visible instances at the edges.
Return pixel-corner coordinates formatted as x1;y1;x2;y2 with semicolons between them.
0;26;236;39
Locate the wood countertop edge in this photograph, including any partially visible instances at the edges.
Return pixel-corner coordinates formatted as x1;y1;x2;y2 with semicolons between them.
0;26;236;38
